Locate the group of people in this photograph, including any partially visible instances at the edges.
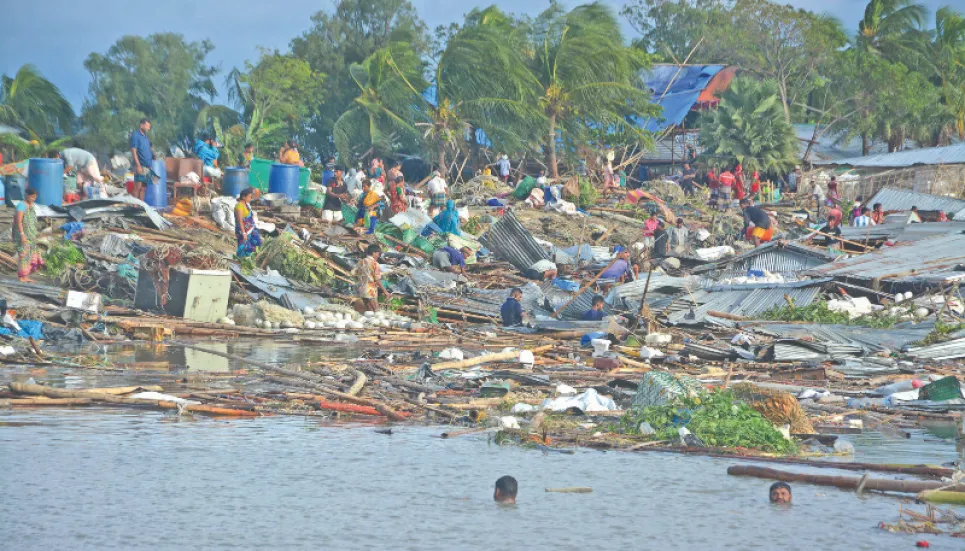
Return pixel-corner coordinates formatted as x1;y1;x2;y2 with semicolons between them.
705;163;763;210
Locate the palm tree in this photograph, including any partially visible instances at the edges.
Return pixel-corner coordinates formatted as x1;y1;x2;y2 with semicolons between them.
924;7;965;138
391;6;541;172
526;2;657;178
698;78;798;173
0;64;74;139
856;0;928;59
0;133;73;162
333;43;428;164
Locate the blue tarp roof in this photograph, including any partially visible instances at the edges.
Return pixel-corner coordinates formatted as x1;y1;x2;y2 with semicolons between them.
633;64;727;133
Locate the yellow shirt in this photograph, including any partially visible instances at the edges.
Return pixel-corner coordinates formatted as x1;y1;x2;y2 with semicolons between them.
281;149;301;165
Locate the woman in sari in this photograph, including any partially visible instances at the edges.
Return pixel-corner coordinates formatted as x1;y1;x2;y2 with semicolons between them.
386;175;407;215
355;179;383;234
14;189;43;282
234;188;262;257
433;199;462;236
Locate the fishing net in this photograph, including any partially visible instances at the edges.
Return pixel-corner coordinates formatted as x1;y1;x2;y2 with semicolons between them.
631;371;703;410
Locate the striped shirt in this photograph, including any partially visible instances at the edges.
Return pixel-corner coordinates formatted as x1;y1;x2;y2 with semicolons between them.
852;215;875;228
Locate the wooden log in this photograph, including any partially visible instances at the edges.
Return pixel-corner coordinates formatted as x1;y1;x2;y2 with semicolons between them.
0;397;93;406
918;490;965;505
348;370;367;396
8;383;258;416
9;383;162;400
727;465;965;494
431;344;554;370
316;399;387;417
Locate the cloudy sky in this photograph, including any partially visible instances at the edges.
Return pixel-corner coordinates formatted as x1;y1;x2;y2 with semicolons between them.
0;0;950;110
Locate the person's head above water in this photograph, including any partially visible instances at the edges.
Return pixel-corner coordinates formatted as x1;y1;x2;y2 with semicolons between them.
769;482;792;504
494;475;517;504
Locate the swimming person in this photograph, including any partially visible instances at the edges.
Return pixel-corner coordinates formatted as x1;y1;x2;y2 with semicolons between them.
494;475;518;504
769;482;792;504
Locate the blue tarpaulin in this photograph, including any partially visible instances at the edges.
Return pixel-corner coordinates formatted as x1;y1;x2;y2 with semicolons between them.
631;65;727;133
0;320;44;339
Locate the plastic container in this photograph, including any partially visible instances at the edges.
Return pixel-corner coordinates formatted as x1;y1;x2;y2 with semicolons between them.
4;175;25;207
27;158;64;206
249;158;310;193
301;186;325;208
918;376;962;402
143;158;168;208
222;167;249;197
269;163;300;201
872;379;922;397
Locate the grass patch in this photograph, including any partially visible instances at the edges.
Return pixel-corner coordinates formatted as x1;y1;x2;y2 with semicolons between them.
918;322;965;346
251;233;333;285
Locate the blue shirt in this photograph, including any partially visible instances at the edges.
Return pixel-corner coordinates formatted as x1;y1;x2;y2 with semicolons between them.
501;297;523;327
322;169;335;186
582;308;606;321
130;130;153;168
193;140;220;167
440;246;466;269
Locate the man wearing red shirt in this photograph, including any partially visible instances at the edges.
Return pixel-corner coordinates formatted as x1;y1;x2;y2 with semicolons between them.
718;169;735;210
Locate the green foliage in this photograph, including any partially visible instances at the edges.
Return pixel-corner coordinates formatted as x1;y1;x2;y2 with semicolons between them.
463;216;485;236
761;300;900;328
80;34;218;153
252;233;333;285
0;65;75;140
291;0;428;157
577;177;599;208
528;1;659;177
43;241;85;277
621;0;731;59
333;43;428;164
919;321;965;346
698;78;798;173
621;389;795;454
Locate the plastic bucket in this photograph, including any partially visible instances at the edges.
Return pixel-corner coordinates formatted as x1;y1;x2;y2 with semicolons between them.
222;167;249;197
268;163;300;201
143;158;168;208
27;158;64;206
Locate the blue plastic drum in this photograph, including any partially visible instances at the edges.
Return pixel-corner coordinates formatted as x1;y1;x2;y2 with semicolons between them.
269;163;300;202
27;158;64;206
222;167;249;197
143;158;168;208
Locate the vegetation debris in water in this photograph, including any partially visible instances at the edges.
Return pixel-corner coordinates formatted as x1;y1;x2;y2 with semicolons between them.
619;389;796;454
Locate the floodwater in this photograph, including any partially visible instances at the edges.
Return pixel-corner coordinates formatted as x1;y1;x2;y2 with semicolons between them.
1;409;962;551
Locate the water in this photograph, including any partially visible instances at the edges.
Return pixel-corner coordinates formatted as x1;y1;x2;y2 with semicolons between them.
1;409;961;551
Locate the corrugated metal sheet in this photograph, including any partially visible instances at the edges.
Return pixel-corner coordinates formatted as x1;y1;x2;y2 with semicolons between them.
814;143;965;168
867;188;965;217
479;212;549;272
666;286;822;325
905;337;965;361
839;221;965;242
694;242;837;278
751;321;935;355
807;234;965;285
538;281;606;321
773;340;864;361
633;64;727;133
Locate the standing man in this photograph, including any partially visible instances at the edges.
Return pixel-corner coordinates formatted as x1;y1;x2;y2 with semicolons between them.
129;118;153;201
321;167;349;224
668;218;690;256
788;166;801;193
426;170;448;217
496;154;511;184
810;180;826;219
680;163;696;197
717;168;735;210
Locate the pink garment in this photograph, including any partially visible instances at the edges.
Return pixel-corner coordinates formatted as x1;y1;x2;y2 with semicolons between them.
643;217;659;237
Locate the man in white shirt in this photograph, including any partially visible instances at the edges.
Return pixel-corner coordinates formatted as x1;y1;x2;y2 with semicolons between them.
852;207;876;227
524;259;558;281
427;170;448;216
497;155;511;184
811;180;825;219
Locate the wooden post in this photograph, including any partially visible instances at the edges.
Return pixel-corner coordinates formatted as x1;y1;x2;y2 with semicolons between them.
552;256;622;319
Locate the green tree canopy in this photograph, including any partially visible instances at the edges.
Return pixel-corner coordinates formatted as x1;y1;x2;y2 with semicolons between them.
291;0;427;158
527;1;658;178
0;64;75;140
621;0;731;60
80;33;218;153
698;77;798;173
333;43;428;164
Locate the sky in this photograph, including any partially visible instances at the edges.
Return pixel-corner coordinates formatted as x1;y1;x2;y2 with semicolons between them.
0;0;951;111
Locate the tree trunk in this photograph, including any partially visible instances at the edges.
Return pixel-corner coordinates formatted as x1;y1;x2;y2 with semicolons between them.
547;114;558;179
861;134;870;156
438;143;446;178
